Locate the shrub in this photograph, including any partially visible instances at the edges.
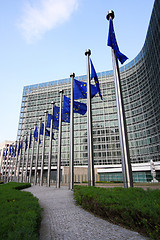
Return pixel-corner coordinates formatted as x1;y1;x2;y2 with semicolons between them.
74;185;160;239
0;182;42;240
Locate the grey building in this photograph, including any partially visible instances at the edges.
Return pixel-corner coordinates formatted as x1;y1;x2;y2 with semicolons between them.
17;0;160;183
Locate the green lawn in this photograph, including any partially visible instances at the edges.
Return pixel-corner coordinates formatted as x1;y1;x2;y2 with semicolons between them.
0;182;42;240
74;185;160;239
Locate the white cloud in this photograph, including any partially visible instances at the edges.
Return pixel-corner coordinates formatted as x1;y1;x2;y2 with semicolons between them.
18;0;78;43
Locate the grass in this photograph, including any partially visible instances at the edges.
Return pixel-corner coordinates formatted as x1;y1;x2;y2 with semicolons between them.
74;185;160;239
0;182;42;240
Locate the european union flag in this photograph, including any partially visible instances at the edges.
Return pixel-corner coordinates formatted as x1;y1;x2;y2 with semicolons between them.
29;131;32;148
12;146;15;157
40;122;44;135
46;114;53;128
90;59;103;100
34;126;41;144
20;140;23;150
107;19;128;64
74;79;98;100
18;140;23;156
46;108;59;130
14;143;17;157
18;142;21;156
5;148;8;156
53;106;61;129
34;126;38;140
63;95;87;116
3;150;6;160
25;136;28;151
40;122;55;139
45;128;55;140
47;105;70;130
9;146;12;155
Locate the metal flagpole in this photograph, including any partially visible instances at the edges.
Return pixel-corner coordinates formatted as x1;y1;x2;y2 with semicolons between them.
7;145;12;182
29;124;36;183
21;133;28;182
56;90;63;188
69;73;75;190
40;110;48;186
0;148;3;178
1;148;5;181
9;143;14;181
14;139;19;179
106;11;133;188
25;129;31;182
34;118;42;185
17;135;23;182
10;141;17;182
4;146;9;183
47;102;55;187
85;49;95;186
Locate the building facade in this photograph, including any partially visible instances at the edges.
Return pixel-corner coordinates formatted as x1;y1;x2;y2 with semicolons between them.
0;141;15;181
16;0;160;183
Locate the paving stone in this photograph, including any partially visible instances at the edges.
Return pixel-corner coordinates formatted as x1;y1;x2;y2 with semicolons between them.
24;186;147;240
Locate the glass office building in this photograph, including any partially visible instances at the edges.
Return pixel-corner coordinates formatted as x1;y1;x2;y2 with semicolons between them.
17;0;160;183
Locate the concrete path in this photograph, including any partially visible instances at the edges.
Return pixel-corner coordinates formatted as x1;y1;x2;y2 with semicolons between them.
24;186;147;240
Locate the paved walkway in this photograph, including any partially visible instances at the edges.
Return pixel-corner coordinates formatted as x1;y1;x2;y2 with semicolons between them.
24;186;147;240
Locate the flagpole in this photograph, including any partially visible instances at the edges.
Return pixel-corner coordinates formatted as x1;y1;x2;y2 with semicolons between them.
7;145;12;182
34;118;42;185
0;148;3;178
4;146;9;183
47;102;55;187
40;110;48;186
21;133;27;182
56;90;63;188
69;73;75;190
17;135;23;182
29;124;36;183
1;148;5;181
10;143;15;182
25;129;31;182
85;49;95;186
106;11;133;188
2;148;7;182
14;139;19;179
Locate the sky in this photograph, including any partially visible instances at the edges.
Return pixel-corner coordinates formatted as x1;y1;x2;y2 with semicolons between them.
0;0;155;143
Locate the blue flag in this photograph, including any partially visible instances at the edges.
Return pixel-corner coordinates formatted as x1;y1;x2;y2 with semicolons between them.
20;140;23;150
14;143;17;157
90;59;102;100
40;122;55;139
11;146;14;157
46;105;70;130
18;140;23;156
34;126;41;144
63;95;87;115
74;79;98;100
3;150;6;160
46;108;59;130
45;128;55;140
107;19;128;64
25;136;28;151
40;122;44;135
9;146;12;155
34;126;38;140
53;106;61;129
29;131;32;148
18;141;21;156
5;148;8;156
46;114;53;128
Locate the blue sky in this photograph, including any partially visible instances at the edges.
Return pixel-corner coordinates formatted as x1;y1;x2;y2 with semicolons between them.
0;0;154;143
